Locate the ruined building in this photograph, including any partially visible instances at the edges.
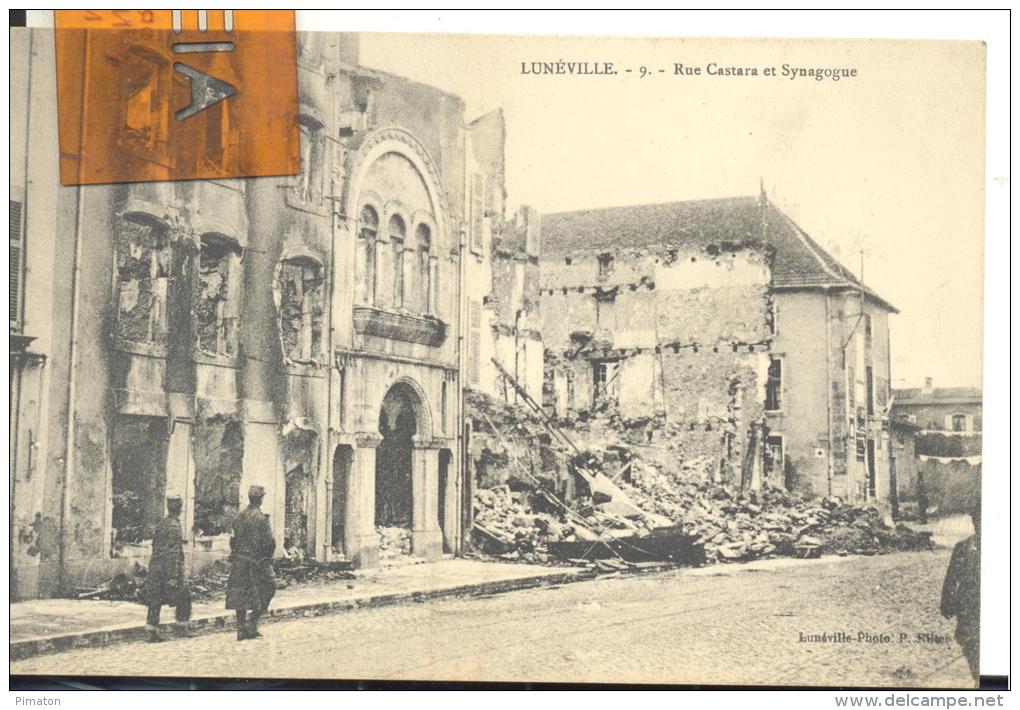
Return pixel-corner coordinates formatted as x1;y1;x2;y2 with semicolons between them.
10;31;507;599
539;193;898;502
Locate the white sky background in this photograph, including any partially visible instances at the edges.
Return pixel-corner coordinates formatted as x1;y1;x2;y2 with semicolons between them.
358;33;986;390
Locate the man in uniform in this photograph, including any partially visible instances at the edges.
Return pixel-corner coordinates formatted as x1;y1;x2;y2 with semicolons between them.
226;485;277;640
142;495;193;642
941;501;981;681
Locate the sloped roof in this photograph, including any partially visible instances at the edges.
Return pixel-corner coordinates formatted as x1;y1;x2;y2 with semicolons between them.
892;387;983;406
540;196;897;312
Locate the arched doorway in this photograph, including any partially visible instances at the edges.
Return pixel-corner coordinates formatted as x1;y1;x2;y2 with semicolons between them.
376;383;419;556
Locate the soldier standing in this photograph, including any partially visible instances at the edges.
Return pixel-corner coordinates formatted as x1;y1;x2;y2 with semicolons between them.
940;502;981;681
142;495;193;642
226;485;277;641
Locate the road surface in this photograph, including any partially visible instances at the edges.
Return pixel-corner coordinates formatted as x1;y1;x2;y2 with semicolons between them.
11;550;974;687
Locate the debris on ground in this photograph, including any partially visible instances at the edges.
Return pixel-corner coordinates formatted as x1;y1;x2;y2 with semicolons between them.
72;555;356;603
467;403;933;568
377;526;412;559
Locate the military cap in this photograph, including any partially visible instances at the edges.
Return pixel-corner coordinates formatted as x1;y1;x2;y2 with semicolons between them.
248;485;266;498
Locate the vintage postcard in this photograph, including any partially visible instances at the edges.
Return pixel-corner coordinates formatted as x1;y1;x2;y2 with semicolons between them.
9;14;990;690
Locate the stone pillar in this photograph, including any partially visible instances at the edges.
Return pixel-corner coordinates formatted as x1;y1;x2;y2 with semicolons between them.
411;439;442;560
346;433;381;568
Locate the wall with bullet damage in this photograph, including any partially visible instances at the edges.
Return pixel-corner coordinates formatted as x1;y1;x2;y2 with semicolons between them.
541;244;773;486
485;207;544;403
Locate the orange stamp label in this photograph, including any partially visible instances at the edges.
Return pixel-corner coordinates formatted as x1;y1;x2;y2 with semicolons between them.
54;10;300;185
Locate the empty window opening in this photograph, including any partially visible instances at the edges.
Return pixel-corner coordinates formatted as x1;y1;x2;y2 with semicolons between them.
278;257;324;363
389;214;406;307
765;358;783;411
764;434;784;483
416;223;432;314
111;415;168;551
357;205;379;305
196;233;240;356
592;359;620;408
193;419;243;537
597;253;615;279
115;215;170;345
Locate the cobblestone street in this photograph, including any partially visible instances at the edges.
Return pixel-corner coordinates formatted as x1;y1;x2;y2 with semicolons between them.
11;550;974;688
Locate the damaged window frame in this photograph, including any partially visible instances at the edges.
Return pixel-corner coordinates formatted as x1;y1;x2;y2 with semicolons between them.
765;357;783;412
119;46;171;165
295;112;326;206
764;434;785;481
277;254;326;365
389;213;407;308
597;252;615;280
592;358;621;408
192;417;244;540
195;232;242;358
110;414;169;556
416;222;433;315
114;212;171;348
357;203;379;305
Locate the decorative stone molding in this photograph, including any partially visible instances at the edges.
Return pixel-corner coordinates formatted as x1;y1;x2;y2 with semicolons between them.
353;306;447;347
354;433;383;449
343;126;450;250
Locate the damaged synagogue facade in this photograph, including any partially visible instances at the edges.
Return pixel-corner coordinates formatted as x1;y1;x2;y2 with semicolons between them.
9;31;507;599
538;193;898;503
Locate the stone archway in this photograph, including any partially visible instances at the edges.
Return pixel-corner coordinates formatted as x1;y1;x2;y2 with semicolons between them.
375;383;419;557
372;380;442;561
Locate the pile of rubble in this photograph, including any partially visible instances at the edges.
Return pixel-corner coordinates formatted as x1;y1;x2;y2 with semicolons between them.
471;476;671;565
377;526;412;560
618;459;933;562
471;455;933;567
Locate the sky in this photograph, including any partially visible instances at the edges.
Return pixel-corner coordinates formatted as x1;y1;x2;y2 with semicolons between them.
361;34;987;388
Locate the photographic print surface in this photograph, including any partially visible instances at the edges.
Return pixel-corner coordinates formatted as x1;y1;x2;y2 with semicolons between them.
9;22;985;687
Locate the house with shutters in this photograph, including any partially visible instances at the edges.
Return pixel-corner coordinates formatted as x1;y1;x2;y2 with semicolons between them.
538;190;899;503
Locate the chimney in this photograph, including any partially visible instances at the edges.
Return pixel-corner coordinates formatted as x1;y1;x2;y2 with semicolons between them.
923;376;934;392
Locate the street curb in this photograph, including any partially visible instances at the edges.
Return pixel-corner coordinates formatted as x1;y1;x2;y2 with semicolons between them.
10;569;590;661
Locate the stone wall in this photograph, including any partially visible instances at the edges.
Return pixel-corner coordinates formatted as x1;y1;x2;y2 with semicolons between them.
540;243;772;486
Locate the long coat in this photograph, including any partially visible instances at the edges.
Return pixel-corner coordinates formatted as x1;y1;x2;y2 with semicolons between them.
225;506;277;611
142;515;187;607
940;534;980;676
